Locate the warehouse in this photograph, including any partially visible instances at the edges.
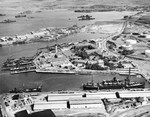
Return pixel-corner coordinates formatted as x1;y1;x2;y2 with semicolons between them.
69;97;103;109
34;101;67;110
47;93;82;101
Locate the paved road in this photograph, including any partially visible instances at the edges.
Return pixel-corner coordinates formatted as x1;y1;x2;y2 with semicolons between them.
37;90;150;99
98;20;127;56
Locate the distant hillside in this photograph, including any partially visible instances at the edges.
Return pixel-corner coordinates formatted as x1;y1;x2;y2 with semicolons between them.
42;0;150;8
0;0;150;11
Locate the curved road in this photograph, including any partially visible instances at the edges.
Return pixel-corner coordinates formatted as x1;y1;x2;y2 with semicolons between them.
99;20;127;56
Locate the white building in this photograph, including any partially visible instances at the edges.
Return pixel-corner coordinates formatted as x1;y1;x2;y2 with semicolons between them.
145;34;150;39
98;59;104;66
34;101;67;110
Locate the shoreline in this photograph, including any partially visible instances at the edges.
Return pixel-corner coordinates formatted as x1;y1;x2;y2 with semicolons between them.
0;2;149;95
0;25;81;46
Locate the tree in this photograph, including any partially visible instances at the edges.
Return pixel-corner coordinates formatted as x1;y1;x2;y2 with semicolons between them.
75;50;89;59
117;62;124;68
85;63;107;70
122;50;134;55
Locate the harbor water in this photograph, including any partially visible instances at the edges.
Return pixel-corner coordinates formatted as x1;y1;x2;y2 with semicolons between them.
0;9;148;94
1;72;148;94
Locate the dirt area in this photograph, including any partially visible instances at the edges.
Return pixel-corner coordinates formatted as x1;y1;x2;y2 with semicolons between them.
53;108;108;117
124;23;150;34
130;60;150;77
81;21;123;35
111;104;150;117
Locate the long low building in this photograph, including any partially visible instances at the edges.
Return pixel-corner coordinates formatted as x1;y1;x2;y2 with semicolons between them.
34;102;67;110
47;93;83;101
69;97;103;109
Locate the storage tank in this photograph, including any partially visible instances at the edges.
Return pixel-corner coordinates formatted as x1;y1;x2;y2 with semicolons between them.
145;35;150;39
98;60;104;66
145;49;150;57
122;44;133;50
126;39;137;45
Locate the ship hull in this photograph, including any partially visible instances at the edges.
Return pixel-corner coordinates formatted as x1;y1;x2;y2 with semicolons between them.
83;83;145;90
83;86;99;90
36;69;76;74
125;84;145;89
98;85;124;89
82;83;145;90
78;18;95;21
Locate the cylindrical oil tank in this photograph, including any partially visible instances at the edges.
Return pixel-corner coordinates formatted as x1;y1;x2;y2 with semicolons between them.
145;50;150;57
122;44;133;50
125;39;137;45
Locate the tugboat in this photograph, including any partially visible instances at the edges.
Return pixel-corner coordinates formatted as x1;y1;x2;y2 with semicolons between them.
82;68;145;90
77;15;95;21
9;85;42;93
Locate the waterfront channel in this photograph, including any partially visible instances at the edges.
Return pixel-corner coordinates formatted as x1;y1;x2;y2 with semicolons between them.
0;9;148;94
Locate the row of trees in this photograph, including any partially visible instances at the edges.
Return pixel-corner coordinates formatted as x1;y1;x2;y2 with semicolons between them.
85;63;107;70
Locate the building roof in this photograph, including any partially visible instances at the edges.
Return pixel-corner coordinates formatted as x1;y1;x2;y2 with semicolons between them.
69;97;102;105
15;109;56;117
73;59;87;63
